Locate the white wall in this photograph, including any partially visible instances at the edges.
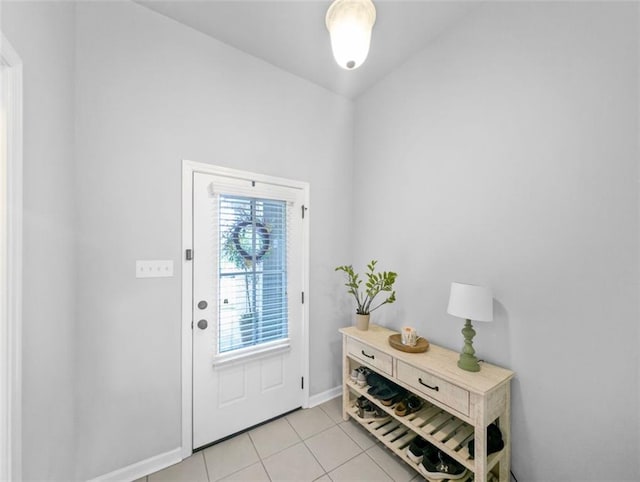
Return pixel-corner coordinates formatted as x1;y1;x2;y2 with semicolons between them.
74;1;353;479
353;2;639;481
0;2;76;481
4;1;639;480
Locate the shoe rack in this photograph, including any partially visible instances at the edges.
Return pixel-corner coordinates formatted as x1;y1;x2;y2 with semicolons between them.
340;324;514;482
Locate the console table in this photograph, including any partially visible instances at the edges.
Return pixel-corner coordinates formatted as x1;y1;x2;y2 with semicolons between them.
340;324;514;482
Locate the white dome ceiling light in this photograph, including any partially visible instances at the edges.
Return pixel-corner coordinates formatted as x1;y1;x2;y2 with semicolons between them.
325;0;377;70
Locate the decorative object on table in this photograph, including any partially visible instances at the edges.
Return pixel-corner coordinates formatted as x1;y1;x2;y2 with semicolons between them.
388;333;429;353
401;326;418;346
335;260;397;331
447;282;493;372
325;0;377;70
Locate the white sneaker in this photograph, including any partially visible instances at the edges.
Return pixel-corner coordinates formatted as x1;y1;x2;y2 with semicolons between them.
357;372;367;387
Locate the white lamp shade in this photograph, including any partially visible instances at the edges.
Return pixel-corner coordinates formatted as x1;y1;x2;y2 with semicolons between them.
326;0;376;70
447;282;493;322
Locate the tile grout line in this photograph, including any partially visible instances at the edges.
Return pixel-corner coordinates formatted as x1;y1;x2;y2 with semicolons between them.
337;398;416;480
200;450;212;482
299;418;369;479
363;447;398;481
293;413;344;479
287;415;331;480
316;400;343;424
247;427;273;482
300;434;332;478
254;417;302;461
316;448;367;480
336;418;378;451
285;409;338;443
367;443;422;482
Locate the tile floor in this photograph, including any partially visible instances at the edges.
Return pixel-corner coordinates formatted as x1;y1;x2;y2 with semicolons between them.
138;396;424;482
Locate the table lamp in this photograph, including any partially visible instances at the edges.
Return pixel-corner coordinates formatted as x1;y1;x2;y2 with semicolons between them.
447;282;493;372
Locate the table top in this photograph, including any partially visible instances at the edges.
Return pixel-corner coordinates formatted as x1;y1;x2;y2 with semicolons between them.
340;324;514;395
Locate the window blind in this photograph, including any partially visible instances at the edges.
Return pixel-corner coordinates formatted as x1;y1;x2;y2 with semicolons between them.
217;194;289;354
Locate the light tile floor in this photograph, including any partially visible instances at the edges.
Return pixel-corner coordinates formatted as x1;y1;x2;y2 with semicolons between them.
139;397;424;482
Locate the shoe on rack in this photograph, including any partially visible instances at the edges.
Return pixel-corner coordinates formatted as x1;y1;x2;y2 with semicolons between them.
468;423;504;459
356;371;367;387
379;387;407;406
419;446;467;480
361;405;390;422
366;372;387;390
350;369;359;383
356;397;371;418
395;395;423;417
406;436;433;464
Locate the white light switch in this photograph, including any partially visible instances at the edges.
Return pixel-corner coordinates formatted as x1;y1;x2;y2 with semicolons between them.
136;260;174;278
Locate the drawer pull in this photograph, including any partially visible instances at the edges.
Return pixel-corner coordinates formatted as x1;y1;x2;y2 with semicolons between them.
418;378;439;391
361;350;375;360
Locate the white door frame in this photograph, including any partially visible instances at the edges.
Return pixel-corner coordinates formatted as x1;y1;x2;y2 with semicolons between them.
0;32;23;482
181;160;310;457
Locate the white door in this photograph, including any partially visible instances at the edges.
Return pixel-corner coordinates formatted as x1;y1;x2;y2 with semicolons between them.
192;171;306;449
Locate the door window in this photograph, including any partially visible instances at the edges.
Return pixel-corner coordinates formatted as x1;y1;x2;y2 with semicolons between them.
218;194;288;354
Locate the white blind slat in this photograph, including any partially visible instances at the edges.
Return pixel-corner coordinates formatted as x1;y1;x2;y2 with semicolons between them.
217;194;289;354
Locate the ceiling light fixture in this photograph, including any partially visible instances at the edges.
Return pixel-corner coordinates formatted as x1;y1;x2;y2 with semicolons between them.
325;0;376;70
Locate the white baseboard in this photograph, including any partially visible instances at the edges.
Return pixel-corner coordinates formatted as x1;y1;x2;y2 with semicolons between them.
87;447;183;482
87;387;340;481
308;385;341;407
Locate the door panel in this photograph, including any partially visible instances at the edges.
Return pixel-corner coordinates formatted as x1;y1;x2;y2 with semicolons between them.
192;171;304;448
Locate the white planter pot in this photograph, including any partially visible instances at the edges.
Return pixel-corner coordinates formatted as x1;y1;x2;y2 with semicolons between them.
355;313;370;331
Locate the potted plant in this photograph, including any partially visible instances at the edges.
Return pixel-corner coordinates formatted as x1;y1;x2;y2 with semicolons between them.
335;260;397;330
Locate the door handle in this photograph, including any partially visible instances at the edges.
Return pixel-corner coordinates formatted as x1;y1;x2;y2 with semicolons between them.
197;319;208;330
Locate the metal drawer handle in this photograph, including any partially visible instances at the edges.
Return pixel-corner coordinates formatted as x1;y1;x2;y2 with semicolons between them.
361;350;375;360
418;378;439;391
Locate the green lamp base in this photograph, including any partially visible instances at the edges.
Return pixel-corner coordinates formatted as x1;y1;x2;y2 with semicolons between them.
458;319;481;372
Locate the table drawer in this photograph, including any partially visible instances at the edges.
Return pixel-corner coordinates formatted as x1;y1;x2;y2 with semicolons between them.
347;338;393;376
396;360;469;416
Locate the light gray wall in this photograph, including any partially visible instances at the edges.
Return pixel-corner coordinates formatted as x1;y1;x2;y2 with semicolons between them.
353;2;639;481
74;1;353;479
0;2;76;481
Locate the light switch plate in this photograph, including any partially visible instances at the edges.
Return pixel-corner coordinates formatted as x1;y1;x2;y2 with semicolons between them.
136;260;174;278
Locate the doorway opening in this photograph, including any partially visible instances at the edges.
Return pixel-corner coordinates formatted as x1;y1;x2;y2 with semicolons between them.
0;32;23;482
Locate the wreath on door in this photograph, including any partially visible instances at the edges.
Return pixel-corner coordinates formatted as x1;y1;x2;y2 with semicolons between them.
230;219;271;262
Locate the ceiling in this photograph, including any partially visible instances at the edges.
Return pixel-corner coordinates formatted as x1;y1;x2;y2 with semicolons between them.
137;1;478;99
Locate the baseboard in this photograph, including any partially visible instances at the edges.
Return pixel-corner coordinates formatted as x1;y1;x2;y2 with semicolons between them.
87;388;340;481
308;385;341;407
87;447;183;482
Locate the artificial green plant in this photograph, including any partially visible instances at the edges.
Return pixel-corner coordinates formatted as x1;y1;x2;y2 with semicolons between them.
335;260;397;315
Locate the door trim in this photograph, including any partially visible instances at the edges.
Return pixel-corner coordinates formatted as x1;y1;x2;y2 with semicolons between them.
0;32;23;482
181;160;310;458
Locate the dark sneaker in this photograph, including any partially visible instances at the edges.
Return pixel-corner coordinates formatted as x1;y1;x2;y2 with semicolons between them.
419;447;467;480
406;436;433;464
468;423;504;459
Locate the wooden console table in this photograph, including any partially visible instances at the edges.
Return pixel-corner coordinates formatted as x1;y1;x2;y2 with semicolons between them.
340;324;514;482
